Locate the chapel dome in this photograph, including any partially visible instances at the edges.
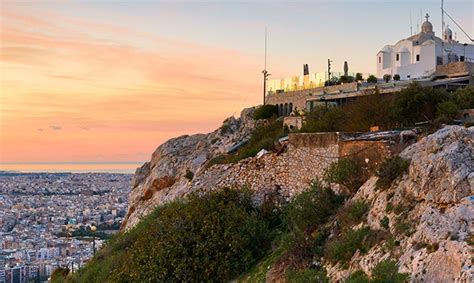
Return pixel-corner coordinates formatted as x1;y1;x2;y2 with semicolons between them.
444;26;453;41
422;20;433;33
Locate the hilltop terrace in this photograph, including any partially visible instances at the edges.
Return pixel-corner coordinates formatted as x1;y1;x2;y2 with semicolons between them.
265;61;474;116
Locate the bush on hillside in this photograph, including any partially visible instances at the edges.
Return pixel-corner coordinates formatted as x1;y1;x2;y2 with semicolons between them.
454;86;474;109
355;73;363;82
371;260;410;283
341;92;394;132
300;106;346;133
337;200;369;227
324;157;368;193
347;270;370;283
393;74;401;81
347;260;409;283
253;104;279;120
283;181;342;234
278;181;342;267
389;83;456;126
324;228;390;265
285;268;329;283
74;189;273;282
376;156;410;190
436;100;459;122
207;119;287;166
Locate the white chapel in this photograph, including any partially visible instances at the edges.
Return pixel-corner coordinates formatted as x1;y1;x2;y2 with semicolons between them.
376;13;474;80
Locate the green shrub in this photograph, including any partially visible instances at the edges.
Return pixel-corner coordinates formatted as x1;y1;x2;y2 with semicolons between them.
394;218;414;237
300;106;346;133
371;260;410;283
355;73;364;82
347;270;370;283
75;189;273;282
389;82;455;126
253;104;279;120
380;216;390;229
324;227;371;264
341;92;394;132
340;75;355;83
367;75;378;83
385;202;393;213
383;74;392;83
436;100;459;122
454;86;474;109
206;119;287;166
376;157;410;190
337;200;369;228
284;181;342;234
393;74;401;81
325;157;368;193
285;268;329;283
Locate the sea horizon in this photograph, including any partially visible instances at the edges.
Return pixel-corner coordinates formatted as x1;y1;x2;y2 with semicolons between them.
0;162;144;174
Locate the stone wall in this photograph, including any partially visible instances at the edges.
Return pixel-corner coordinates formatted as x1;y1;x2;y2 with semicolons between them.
339;140;396;170
190;133;341;199
265;90;308;112
265;82;360;112
189;132;403;200
433;61;474;78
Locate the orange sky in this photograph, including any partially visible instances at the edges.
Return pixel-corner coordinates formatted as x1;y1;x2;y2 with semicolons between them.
0;6;264;163
2;1;472;164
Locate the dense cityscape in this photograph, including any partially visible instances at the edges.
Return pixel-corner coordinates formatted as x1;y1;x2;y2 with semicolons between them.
0;172;131;283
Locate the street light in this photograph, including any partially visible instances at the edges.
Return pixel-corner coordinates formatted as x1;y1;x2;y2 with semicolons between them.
90;225;97;256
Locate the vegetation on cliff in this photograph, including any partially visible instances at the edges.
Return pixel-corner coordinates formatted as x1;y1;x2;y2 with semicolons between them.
300;84;473;133
71;189;277;282
207;118;287;166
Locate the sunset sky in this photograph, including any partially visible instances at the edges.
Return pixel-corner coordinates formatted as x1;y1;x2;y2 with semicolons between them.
1;0;473;164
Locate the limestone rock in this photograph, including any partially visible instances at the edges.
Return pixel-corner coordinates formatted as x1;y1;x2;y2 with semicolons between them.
122;108;256;229
341;126;474;282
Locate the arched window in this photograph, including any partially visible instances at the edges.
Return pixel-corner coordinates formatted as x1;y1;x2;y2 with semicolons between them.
284;103;288;116
289;103;293;114
279;104;283;116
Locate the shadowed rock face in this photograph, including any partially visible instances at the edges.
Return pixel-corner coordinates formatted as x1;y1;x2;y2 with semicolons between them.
122;108;256;229
327;126;473;282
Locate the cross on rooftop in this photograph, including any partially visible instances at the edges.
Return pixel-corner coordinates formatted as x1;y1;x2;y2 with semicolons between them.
425;13;430;21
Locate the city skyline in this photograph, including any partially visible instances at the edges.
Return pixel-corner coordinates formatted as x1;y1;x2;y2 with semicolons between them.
1;0;473;164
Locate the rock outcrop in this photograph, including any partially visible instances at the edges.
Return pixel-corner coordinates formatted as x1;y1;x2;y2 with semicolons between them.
327;126;473;282
123;115;472;282
122;108;256;229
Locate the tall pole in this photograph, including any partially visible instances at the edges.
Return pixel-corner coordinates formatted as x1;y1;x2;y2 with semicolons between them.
441;0;445;64
263;27;266;105
262;27;270;105
441;0;445;39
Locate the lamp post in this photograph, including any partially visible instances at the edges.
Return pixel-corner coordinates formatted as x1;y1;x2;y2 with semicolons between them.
91;225;96;256
262;69;271;105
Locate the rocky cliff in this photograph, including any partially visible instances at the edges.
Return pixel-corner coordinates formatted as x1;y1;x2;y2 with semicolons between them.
326;125;473;282
122;108;257;229
124;121;473;281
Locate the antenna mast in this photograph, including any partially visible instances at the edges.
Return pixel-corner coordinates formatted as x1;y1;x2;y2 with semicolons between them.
410;11;413;35
441;0;445;39
262;27;271;105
